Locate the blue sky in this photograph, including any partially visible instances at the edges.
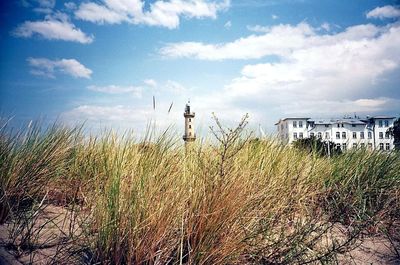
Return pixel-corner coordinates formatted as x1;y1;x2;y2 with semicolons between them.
1;0;400;135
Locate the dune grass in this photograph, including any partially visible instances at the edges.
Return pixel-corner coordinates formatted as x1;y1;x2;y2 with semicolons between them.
0;117;399;264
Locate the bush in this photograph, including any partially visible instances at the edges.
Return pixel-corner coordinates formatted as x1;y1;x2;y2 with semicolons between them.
292;136;341;157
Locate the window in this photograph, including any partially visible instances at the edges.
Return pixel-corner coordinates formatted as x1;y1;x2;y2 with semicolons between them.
342;132;346;139
189;132;191;136
336;143;341;150
336;132;340;139
361;143;365;148
299;121;303;128
317;132;322;139
293;133;298;139
325;124;329;128
352;132;357;139
189;118;191;122
353;143;357;148
341;124;344;128
325;132;329;139
342;143;347;151
385;132;390;139
368;143;373;150
299;132;303;139
386;143;390;150
384;120;389;127
379;132;383;139
379;143;384;150
368;132;372;139
337;124;340;128
360;132;365;139
379;120;383;127
352;124;356;127
310;132;314;138
189;125;192;129
293;121;297;128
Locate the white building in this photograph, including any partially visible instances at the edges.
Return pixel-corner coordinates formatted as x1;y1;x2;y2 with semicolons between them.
183;101;196;142
275;116;396;151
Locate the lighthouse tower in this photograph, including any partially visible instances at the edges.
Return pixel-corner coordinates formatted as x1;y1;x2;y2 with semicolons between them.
183;101;196;142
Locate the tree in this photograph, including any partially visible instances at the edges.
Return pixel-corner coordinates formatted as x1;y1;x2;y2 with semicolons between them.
292;136;341;157
387;118;400;150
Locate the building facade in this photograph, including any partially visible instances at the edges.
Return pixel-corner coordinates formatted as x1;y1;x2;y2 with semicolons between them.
276;116;396;151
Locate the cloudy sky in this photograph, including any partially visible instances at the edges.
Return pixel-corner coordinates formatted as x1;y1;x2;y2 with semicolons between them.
1;0;400;134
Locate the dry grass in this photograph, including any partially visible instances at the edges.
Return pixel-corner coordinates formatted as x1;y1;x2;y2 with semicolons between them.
0;116;399;264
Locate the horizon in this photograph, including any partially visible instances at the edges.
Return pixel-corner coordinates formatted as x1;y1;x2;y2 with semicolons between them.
1;0;400;135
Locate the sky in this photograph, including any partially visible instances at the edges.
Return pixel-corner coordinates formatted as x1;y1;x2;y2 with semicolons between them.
1;0;400;135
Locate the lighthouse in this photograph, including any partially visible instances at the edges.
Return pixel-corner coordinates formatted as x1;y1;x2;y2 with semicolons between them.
183;101;196;142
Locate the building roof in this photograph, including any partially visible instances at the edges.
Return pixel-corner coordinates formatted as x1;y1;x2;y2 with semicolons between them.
276;115;397;126
308;118;366;125
275;117;310;125
370;115;396;119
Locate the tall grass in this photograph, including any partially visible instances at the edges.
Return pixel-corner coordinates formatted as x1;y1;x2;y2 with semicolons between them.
1;117;399;264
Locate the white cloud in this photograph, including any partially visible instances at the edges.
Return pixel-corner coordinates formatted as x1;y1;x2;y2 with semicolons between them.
33;0;55;13
161;22;316;60
64;2;77;10
75;2;129;24
27;57;92;79
319;22;330;31
61;103;184;135
143;78;185;92
75;0;230;29
13;16;94;43
165;80;186;93
160;22;388;60
63;105;150;123
224;20;232;29
280;98;400;116
33;7;53;14
144;79;158;87
222;23;400;122
271;14;278;20
158;20;400;124
224;22;400;99
88;85;142;97
366;5;400;19
246;24;270;33
37;0;55;8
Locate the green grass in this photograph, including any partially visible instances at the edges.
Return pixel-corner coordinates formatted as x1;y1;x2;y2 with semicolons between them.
1;117;399;264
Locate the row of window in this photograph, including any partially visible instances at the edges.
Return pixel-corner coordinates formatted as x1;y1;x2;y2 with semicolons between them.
335;143;391;150
310;132;326;139
291;120;391;129
293;132;304;139
292;121;304;128
378;120;390;128
294;131;391;140
335;131;390;140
